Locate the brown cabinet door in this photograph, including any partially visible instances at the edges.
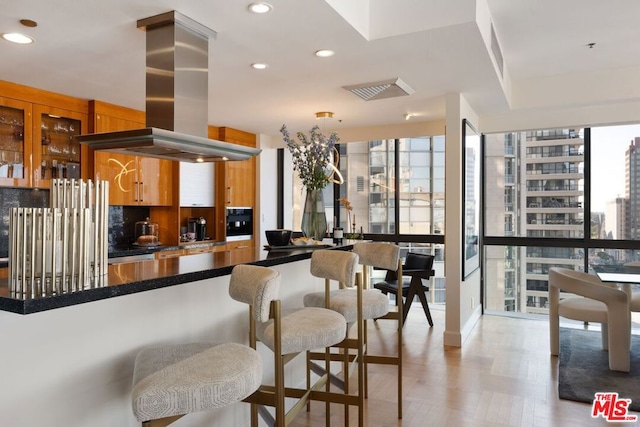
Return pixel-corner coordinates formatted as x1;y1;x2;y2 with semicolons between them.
0;97;32;187
94;152;139;205
137;157;173;206
91;103;173;207
94;154;174;206
219;127;256;208
155;249;185;259
226;157;255;207
225;239;252;251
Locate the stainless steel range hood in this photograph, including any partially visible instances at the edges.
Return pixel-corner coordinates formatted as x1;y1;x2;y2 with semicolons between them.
77;11;260;162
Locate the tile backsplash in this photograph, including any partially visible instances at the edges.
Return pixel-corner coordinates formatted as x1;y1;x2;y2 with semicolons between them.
107;205;151;248
0;188;49;257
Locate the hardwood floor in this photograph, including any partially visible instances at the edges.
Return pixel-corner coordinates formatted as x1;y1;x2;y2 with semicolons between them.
291;307;630;427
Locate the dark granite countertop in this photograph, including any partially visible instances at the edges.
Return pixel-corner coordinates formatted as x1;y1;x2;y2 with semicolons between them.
0;240;354;315
108;240;226;258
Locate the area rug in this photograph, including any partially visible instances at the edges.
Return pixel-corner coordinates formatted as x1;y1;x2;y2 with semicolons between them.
558;328;640;411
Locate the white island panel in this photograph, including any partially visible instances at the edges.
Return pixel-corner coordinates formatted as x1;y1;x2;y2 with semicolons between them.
0;259;323;427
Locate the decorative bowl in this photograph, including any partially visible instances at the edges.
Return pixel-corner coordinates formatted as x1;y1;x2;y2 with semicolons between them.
265;229;292;247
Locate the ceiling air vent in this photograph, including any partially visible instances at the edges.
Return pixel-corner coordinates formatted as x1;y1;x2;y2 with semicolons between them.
343;78;414;101
491;21;504;79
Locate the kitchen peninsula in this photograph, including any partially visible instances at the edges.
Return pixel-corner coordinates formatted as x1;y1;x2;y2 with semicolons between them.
0;243;353;426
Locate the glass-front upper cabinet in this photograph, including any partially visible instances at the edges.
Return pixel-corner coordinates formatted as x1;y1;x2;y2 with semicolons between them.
0;97;32;187
32;105;87;188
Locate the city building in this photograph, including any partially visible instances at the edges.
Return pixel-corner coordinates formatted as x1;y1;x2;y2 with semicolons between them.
605;197;627;239
626;137;640;239
484;129;584;314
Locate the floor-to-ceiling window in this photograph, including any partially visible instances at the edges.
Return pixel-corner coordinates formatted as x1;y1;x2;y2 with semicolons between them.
484;124;640;321
290;136;446;304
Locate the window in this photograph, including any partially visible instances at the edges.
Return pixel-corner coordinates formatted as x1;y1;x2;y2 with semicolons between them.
591;124;640;240
290;136;446;304
484;123;640;318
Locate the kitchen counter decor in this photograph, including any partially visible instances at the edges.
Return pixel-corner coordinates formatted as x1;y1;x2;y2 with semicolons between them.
280;124;342;240
8;179;109;299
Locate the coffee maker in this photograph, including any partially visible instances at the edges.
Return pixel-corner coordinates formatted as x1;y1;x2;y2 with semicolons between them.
188;217;207;241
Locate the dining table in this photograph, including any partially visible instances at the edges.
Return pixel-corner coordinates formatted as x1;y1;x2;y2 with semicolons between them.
592;264;640;284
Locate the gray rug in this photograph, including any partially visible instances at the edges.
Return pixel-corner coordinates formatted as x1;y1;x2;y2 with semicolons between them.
558;328;640;411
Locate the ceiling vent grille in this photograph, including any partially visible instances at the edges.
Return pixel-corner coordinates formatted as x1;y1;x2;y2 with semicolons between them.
491;21;504;79
343;78;414;101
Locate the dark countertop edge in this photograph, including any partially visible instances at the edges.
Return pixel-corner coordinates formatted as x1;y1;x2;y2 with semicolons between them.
0;243;354;315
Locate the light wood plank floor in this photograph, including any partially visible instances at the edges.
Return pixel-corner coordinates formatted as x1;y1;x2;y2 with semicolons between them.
290;307;635;427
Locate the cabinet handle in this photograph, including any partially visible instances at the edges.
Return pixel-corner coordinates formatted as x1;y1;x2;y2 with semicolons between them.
134;181;139;202
227;186;232;204
139;182;144;202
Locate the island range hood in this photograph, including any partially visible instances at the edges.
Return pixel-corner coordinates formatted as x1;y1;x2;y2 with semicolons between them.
77;11;261;162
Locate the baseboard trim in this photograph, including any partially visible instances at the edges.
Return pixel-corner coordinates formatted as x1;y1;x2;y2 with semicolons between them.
443;305;483;348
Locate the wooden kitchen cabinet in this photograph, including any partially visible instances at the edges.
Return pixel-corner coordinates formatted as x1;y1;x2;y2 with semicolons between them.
95;152;173;206
186;244;226;255
217;127;256;207
155;249;185;259
0;81;89;189
225;239;252;251
91;101;173;206
212;126;257;246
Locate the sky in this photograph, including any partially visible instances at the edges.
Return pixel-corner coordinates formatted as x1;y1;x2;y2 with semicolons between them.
590;124;640;212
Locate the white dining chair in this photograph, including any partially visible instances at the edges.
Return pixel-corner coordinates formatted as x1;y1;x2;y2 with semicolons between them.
549;267;631;372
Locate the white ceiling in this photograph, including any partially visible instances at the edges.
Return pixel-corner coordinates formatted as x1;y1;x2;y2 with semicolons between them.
1;0;639;137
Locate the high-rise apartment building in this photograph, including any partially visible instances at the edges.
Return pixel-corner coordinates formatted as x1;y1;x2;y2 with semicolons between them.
625;137;640;239
605;197;627;240
484;129;584;314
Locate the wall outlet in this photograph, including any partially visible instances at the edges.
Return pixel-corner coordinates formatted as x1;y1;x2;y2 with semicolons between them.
471;297;475;309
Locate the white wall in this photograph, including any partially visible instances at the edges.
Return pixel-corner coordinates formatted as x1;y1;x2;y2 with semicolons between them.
443;93;483;348
258;133;279;247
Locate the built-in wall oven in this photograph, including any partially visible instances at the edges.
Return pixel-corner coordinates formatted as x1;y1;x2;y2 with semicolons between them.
226;207;253;241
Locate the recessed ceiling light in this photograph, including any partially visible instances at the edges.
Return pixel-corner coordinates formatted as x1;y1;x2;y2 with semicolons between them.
248;2;273;14
315;49;334;58
251;63;268;70
2;32;34;44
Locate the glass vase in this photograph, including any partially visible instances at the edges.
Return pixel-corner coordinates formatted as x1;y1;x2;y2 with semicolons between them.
301;188;327;241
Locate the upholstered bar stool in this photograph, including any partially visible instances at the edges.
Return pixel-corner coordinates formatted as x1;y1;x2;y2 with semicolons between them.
132;341;263;427
304;247;399;426
229;264;349;427
352;242;403;418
